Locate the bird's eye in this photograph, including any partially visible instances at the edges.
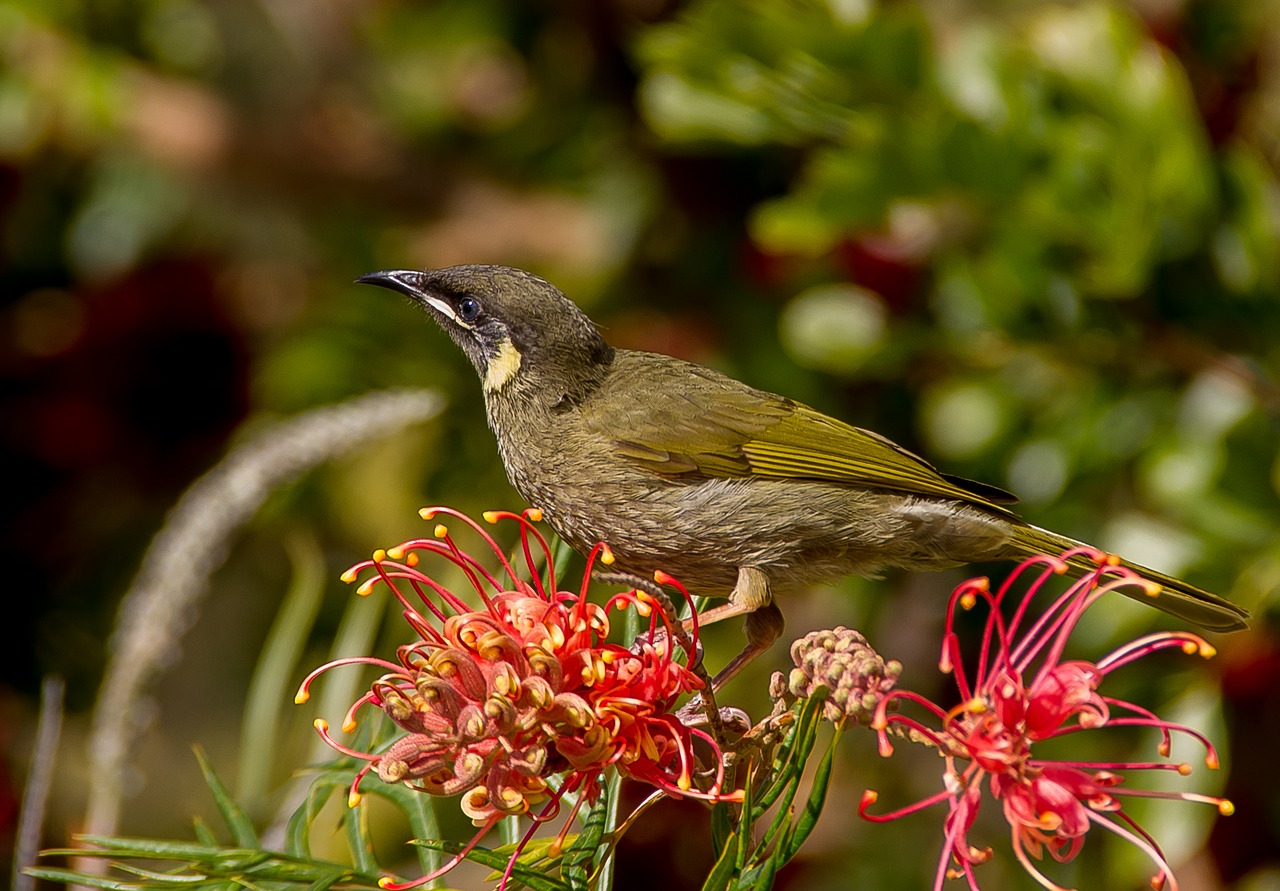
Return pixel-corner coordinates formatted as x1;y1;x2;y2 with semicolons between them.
457;297;482;323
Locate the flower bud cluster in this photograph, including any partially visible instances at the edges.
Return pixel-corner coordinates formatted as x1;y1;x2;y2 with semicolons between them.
779;626;901;725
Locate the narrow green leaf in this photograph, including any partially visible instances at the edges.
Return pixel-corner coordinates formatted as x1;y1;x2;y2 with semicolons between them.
410;841;569;891
592;769;623;890
753;697;823;813
733;853;778;891
344;796;379;874
562;782;608;891
192;746;258;848
550;536;575;589
785;729;841;859
284;778;341;859
56;836;231;859
110;863;210;883
735;770;753;873
757;799;796;864
21;868;144;890
498;814;524;850
191;818;218;848
710;800;735;853
304;877;346;891
700;834;738;891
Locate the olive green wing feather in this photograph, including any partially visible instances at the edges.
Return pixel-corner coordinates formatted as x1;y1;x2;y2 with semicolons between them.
742;406;1019;512
593;352;1017;514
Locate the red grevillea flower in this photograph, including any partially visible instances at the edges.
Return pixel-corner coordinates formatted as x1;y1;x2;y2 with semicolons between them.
860;549;1234;891
295;507;737;889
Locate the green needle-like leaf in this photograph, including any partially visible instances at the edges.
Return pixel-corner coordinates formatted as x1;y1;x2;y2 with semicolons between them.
194;747;258;848
700;834;738;891
410;840;571;891
344;794;379;875
785;728;841;859
710;800;735;853
23;867;148;890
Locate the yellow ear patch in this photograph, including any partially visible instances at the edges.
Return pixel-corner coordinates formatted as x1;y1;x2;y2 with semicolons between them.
483;338;523;391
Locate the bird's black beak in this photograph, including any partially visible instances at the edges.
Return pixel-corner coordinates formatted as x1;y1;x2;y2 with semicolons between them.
355;269;427;300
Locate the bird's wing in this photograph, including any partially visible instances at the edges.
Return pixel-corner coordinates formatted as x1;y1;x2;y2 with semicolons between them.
593;353;1018;513
742;405;1019;509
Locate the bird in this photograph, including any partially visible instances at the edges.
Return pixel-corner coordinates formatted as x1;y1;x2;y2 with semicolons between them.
358;264;1249;682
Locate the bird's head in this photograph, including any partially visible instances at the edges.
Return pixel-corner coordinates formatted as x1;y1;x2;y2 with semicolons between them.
358;265;614;398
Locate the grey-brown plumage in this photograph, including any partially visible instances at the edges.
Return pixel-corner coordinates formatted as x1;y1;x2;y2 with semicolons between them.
358;264;1249;667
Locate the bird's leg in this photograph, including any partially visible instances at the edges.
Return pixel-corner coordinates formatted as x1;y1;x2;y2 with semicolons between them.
688;566;785;691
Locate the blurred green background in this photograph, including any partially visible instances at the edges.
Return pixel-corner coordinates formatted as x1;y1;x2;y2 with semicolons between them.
2;0;1279;888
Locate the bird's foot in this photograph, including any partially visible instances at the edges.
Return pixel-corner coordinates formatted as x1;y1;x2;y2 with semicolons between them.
676;696;752;739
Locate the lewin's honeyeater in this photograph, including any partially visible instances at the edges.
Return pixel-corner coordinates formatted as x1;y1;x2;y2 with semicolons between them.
358;265;1248;682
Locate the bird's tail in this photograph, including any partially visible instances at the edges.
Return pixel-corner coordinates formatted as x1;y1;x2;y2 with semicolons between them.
1007;524;1249;633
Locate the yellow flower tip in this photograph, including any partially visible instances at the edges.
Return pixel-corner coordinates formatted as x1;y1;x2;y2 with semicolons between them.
339;568;359;584
601;650;615;664
434;523;449;539
1158;742;1171;757
965;698;987;715
294;689;310;705
1143;581;1163;599
1206;752;1221;770
372;548;388;563
959;592;977;610
634;601;652;617
405;552;419;567
1104;553;1122;567
677;773;692;792
356;579;377;597
1177;762;1192;776
314;718;330;732
1199;642;1217;659
527;508;543;522
419;507;435;520
348;788;363;808
724;789;746;804
861;789;879;806
386;546;405;560
482;510;500;524
1219;799;1235;816
342;718;358;733
600;544;615;565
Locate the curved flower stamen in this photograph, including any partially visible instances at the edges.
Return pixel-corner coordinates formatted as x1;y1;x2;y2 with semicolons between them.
301;508;736;890
865;551;1233;891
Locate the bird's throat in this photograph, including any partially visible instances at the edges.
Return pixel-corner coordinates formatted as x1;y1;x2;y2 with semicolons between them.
483;339;523;392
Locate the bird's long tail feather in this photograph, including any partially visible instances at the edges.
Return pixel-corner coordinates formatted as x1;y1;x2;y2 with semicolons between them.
1008;524;1249;633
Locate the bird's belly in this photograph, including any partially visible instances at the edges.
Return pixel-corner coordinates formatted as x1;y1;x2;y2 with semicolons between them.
509;469;1015;598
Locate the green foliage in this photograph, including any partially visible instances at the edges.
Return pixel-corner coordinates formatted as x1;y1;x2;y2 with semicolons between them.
701;696;839;891
639;1;1233;306
27;752;385;891
32;699;848;891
